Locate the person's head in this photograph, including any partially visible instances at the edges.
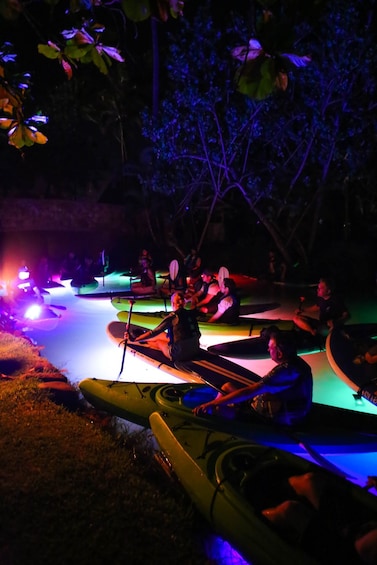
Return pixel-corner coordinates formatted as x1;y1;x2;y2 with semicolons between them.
171;291;185;310
201;268;214;283
221;277;237;295
268;332;297;363
317;277;333;299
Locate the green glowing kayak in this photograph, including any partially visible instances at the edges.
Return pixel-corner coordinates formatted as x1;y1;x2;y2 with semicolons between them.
150;411;377;565
78;377;377;454
116;310;293;337
111;295;281;315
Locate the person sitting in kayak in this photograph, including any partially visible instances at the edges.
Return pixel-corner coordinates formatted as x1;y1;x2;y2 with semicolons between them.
7;265;43;311
131;257;156;293
353;341;377;381
188;269;219;309
206;277;240;324
293;277;350;336
194;277;221;314
193;331;313;426
126;291;201;362
354;342;377;366
261;471;377;565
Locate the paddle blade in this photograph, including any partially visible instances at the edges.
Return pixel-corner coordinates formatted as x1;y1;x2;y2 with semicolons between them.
169;260;179;281
218;266;229;286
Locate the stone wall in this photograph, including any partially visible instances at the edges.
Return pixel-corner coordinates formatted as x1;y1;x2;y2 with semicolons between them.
0;198;128;232
0;199;137;274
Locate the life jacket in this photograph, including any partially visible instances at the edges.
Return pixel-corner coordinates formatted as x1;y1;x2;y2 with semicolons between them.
168;308;201;343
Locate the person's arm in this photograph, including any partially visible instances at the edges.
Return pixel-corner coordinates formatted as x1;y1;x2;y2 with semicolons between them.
193;381;268;415
196;293;213;308
296;303;319;316
208;309;223;322
32;284;43;302
365;349;377;364
327;307;350;330
128;314;174;342
208;296;232;323
190;285;205;302
193;364;307;415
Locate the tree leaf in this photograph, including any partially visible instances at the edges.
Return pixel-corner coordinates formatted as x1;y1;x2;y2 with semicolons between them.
0;117;15;129
275;71;288;91
169;0;185;18
74;30;95;46
101;45;125;63
280;53;312;69
26;127;48;144
92;48;109;74
38;43;61;60
61;58;73;79
64;43;91;59
8;123;25;148
121;0;151;22
231;39;264;62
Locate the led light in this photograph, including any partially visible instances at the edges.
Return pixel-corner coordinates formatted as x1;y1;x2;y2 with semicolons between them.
24;304;42;320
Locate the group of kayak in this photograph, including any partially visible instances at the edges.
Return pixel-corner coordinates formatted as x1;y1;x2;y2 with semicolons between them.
77;269;377;565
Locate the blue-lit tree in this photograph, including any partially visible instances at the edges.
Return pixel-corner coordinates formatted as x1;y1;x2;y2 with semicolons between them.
142;0;377;269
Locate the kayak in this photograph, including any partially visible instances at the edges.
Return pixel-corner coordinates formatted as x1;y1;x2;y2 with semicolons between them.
111;295;281;316
77;290;159;300
116;310;293;337
207;323;377;360
71;278;99;294
78;378;377;454
326;327;377;407
150;411;377;565
111;295;172;312
7;303;61;332
106;321;270;385
72;269;167;298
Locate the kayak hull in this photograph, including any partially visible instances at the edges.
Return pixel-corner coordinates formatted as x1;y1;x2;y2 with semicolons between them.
208;323;377;360
117;310;293;337
79;378;377;454
150;411;377;565
326;328;377;406
107;321;277;386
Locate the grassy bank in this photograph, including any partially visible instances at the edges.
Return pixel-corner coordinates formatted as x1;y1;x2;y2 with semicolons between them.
0;332;212;565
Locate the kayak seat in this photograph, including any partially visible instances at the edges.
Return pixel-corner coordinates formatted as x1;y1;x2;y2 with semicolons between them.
237;459;300;512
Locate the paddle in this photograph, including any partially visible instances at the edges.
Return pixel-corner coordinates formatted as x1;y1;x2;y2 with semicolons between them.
49;304;67;311
287;432;355;479
113;299;135;382
218;265;229;287
100;249;106;287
